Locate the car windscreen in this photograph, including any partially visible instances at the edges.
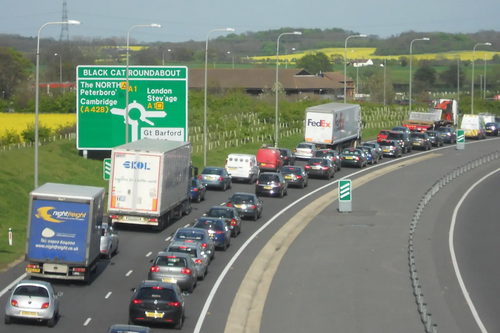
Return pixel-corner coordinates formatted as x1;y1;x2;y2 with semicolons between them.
363;143;376;148
14;286;49;297
168;246;198;258
202;168;222;175
137;287;175;301
195;219;224;231
155;256;188;267
258;174;280;182
230;195;254;203
297;144;312;149
207;208;233;218
191;180;198;187
426;132;437;137
307;159;328;165
282;167;302;175
175;231;204;241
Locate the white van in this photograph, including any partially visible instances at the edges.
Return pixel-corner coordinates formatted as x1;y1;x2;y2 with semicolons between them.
225;154;259;183
461;115;486;139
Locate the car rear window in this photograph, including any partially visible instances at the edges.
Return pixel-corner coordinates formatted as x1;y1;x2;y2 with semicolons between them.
156;256;188;267
308;159;328;165
315;151;334;157
191;179;198;187
380;141;396;146
279;149;289;156
259;174;280;182
387;133;403;139
14;286;49;297
282;167;301;175
207;208;233;218
297;144;312;148
231;194;255;203
426;132;437;137
137;287;175;301
379;130;390;135
175;231;204;241
410;133;425;138
202;168;222;175
342;149;361;155
168;246;198;258
195;219;224;231
437;128;451;132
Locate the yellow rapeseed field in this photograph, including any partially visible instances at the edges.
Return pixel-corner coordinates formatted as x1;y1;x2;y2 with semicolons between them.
254;47;493;62
0;113;76;138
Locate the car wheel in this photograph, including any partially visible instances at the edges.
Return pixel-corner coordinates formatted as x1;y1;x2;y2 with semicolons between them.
196;195;201;203
188;281;195;293
222;182;227;191
238;224;242;234
175;314;184;330
47;315;55;328
253;212;258;221
279;189;284;198
199;269;206;281
128;318;135;325
114;241;119;255
4;315;11;325
106;248;112;260
228;180;232;189
301;181;305;189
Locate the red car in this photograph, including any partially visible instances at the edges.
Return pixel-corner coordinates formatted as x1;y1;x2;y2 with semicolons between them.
377;130;391;143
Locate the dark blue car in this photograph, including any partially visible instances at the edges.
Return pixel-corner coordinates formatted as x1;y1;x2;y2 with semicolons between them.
193;217;231;251
191;178;206;203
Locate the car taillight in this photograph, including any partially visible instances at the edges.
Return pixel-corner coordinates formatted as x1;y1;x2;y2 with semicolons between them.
305;165;310;169
11;300;18;307
181;268;191;275
392;146;396;150
225;160;228;165
278;183;281;187
294;149;297;152
198;175;202;179
296;175;302;179
193;188;198;192
256;180;259;185
250;205;256;209
133;299;142;304
227;202;233;207
354;157;359;160
322;166;329;170
310;150;314;153
201;243;207;248
195;259;202;264
218;176;223;181
152;286;163;289
231;219;237;226
332;157;336;161
422;139;426;142
27;264;39;268
41;302;50;309
150;266;160;272
168;302;180;307
284;156;288;159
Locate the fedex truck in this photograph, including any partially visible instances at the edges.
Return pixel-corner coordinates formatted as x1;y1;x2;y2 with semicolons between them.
108;139;192;231
25;183;105;282
304;102;362;150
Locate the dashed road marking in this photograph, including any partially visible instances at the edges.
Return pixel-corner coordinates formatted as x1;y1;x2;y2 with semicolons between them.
126;270;133;276
83;318;91;326
184;224;190;227
146;252;152;257
165;236;172;242
105;292;112;299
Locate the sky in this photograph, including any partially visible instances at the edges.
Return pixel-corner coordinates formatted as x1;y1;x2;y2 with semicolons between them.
1;0;499;44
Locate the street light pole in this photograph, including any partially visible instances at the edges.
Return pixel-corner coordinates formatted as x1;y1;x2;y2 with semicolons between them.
227;51;234;69
484;54;487;99
456;55;460;101
204;28;235;167
344;34;366;103
383;58;386;106
125;23;161;144
471;42;491;114
54;53;62;82
35;20;81;189
276;31;302;148
409;37;430;113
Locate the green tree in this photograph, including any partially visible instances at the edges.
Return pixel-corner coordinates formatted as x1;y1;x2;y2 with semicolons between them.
295;52;332;74
439;64;465;88
413;65;436;85
366;72;395;104
491;54;500;65
0;47;32;99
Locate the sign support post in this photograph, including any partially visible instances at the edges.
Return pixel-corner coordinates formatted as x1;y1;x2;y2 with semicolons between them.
338;179;352;213
456;129;465;150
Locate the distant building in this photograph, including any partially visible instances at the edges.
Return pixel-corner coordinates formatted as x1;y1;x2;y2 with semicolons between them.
350;59;374;67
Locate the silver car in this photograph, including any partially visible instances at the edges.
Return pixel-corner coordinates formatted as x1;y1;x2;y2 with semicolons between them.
100;222;119;259
294;143;318;160
199;167;232;191
148;252;198;293
172;227;216;261
164;241;210;280
5;280;63;327
361;142;384;159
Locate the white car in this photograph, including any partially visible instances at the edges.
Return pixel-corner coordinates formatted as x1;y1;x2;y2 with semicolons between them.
294;142;318;160
225;153;259;183
100;222;119;259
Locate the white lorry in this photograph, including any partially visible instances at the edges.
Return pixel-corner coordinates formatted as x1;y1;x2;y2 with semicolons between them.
304;102;362;151
108;139;192;231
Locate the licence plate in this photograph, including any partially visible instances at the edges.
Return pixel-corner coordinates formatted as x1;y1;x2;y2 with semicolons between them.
206;176;215;180
228;167;237;170
26;268;40;273
441;134;446;137
285;176;292;179
235;204;242;208
146;312;164;318
261;163;266;166
383;149;389;152
487;130;492;132
20;311;38;316
414;143;420;145
162;278;176;283
345;156;353;159
264;186;272;189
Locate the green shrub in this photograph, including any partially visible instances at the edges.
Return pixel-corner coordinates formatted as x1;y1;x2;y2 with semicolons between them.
53;122;76;136
21;122;52;143
0;128;21;145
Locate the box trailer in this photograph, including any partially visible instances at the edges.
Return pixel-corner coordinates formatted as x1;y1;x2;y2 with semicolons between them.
25;183;105;282
304;102;362;150
108;139;192;230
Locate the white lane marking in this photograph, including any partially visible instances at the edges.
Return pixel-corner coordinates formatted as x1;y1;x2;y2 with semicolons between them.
0;273;27;298
83;318;92;326
165;236;172;242
126;270;133;276
145;252;152;257
105;292;112;299
449;167;500;333
184;224;190;227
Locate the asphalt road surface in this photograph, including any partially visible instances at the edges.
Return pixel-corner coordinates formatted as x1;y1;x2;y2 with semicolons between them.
0;137;499;333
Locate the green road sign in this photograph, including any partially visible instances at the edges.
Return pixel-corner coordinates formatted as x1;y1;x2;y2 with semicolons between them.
339;179;352;202
457;129;465;143
76;66;188;150
103;158;111;180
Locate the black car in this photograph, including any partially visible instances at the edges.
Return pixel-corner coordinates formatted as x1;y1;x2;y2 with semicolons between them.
386;131;412;153
205;206;242;237
437;127;457;143
256;172;288;198
129;280;185;329
426;130;444;147
410;132;431;150
485;122;500;136
281;165;308;188
379;140;403;158
358;146;380;165
313;149;341;171
361;142;384;160
340;148;368;167
226;192;263;221
191;178;206;203
193;217;231;250
305;158;335;179
108;324;154;333
279;148;296;165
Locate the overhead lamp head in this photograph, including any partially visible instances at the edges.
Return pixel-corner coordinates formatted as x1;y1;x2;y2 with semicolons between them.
150;23;161;28
423;38;430;41
485;42;492;46
226;28;235;32
293;31;302;35
67;20;81;25
359;34;367;37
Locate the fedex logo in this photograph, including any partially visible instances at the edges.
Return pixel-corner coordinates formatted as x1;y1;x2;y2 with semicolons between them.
307;119;331;127
123;161;151;170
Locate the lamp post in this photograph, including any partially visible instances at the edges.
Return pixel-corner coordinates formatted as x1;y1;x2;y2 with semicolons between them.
125;24;161;144
484;54;488;99
227;51;234;69
162;48;171;66
35;20;81;189
54;53;62;82
471;42;491;114
382;58;387;106
276;31;302;148
409;37;430;112
204;28;235;167
344;34;366;103
455;55;460;101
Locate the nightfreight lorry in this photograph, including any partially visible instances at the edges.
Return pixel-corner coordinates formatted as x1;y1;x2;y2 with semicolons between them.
25;183;105;282
108;139;192;231
304;102;362;151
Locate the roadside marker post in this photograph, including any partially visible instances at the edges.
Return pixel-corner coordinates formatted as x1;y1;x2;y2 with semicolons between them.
456;129;465;150
103;158;111;180
8;228;12;246
338;179;352;213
